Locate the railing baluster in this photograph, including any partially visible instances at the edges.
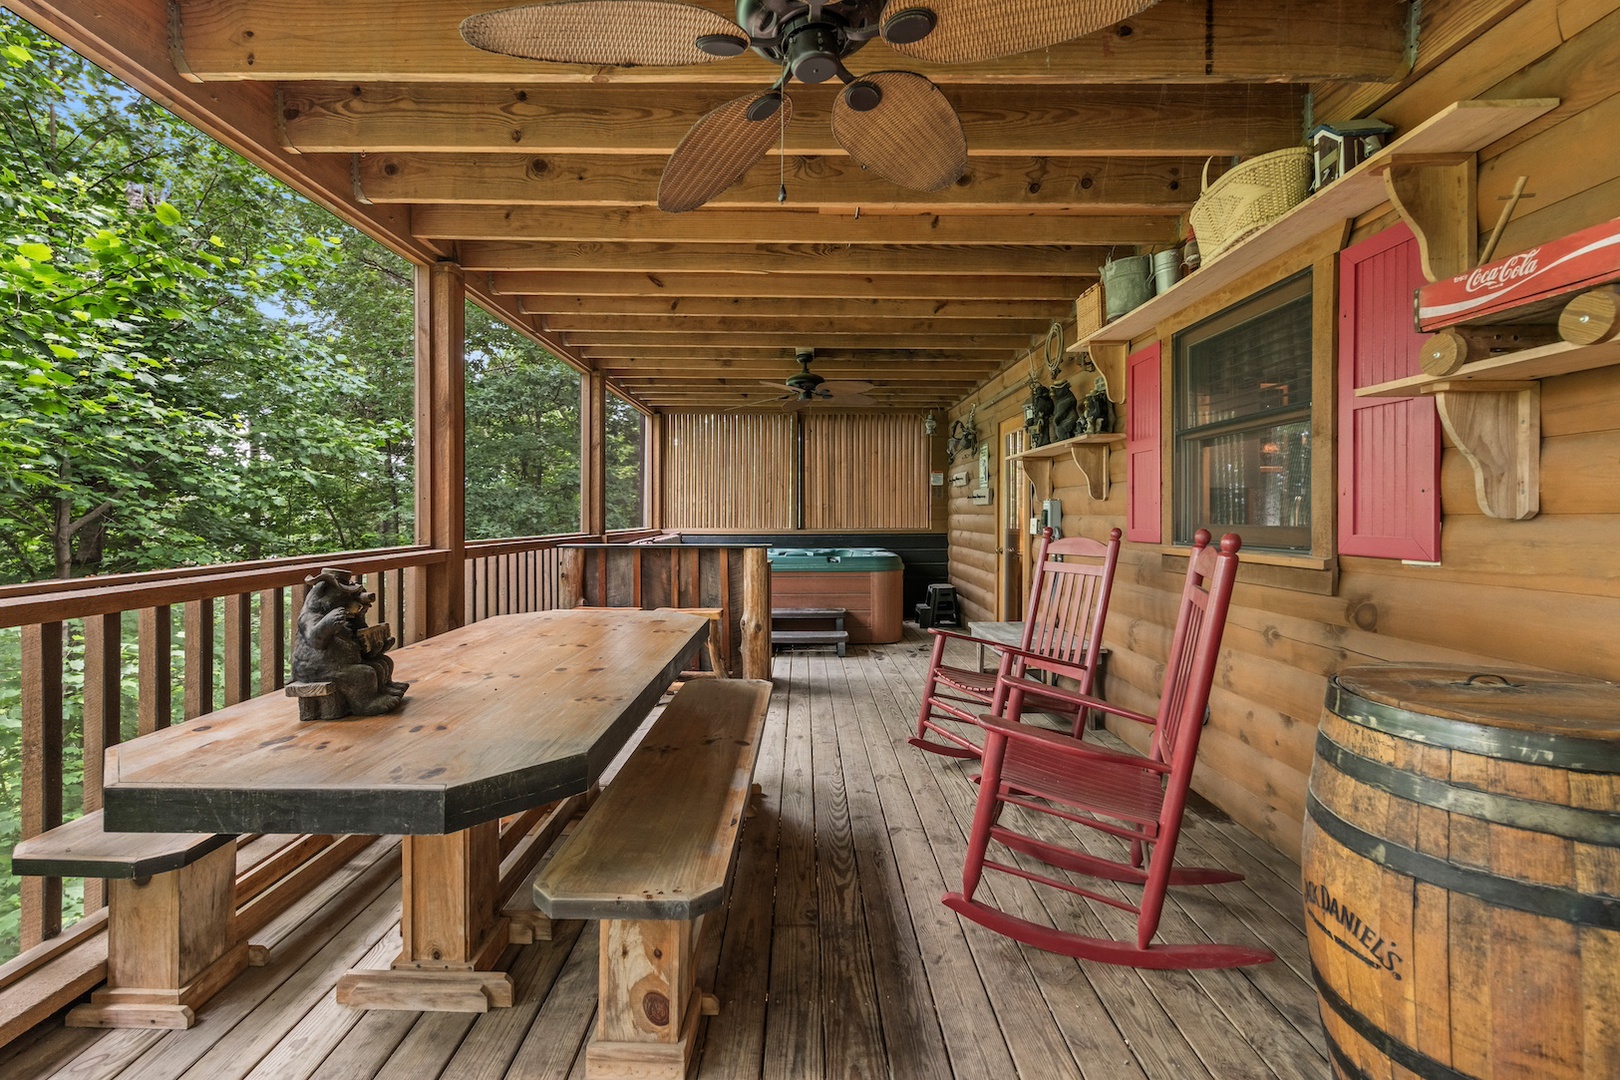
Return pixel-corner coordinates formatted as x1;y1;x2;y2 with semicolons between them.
223;593;252;707
137;605;172;734
259;586;286;694
20;621;64;947
463;557;476;624
184;599;215;721
82;612;123;912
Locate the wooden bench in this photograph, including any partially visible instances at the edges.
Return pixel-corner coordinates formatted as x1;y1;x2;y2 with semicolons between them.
534;677;772;1080
771;606;849;656
10;811;248;1029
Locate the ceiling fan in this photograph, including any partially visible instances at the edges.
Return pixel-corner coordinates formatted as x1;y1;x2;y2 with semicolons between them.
756;350;876;409
460;0;1160;212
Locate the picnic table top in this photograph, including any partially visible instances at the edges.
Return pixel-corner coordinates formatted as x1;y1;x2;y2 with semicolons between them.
102;609;707;836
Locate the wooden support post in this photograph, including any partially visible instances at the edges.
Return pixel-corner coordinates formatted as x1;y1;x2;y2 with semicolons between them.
1382;153;1478;282
741;547;772;682
20;621;64;948
223;592;252;707
82;613;122;912
137;605;171;735
588;919;702;1080
1432;382;1540;520
67;842;248;1030
412;260;467;640
647;412;665;531
583;369;608;538
183;599;214;721
258;586;286;694
336;820;513;1012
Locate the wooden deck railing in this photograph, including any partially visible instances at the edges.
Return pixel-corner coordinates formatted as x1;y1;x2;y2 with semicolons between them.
0;529;659;957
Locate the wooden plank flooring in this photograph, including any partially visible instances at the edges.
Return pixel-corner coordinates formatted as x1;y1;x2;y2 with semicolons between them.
2;631;1327;1080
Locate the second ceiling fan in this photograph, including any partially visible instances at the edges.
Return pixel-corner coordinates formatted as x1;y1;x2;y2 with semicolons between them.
461;0;1160;212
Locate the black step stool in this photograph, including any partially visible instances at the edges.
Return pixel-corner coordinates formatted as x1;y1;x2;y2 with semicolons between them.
915;584;961;630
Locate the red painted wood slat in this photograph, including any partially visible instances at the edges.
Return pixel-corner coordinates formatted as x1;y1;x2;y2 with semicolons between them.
1337;225;1441;561
1126;342;1163;544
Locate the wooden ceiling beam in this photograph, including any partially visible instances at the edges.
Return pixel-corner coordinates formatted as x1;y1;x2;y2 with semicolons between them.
174;0;1409;83
599;362;1001;379
458;242;1102;276
360;153;1199;212
411;205;1180;247
490;271;1088;300
518;295;1068;320
542;316;1048;337
562;331;1029;349
579;348;1015;362
280;83;1305;157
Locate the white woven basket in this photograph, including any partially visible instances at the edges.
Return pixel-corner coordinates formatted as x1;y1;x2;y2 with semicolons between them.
1188;147;1311;263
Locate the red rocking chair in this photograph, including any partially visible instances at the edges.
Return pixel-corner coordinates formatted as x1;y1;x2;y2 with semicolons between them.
911;527;1121;760
943;530;1274;969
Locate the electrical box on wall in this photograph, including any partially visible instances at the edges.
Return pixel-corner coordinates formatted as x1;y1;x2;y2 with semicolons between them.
1042;499;1062;538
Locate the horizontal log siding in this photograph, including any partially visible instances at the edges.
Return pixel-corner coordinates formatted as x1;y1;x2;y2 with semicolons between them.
948;4;1620;859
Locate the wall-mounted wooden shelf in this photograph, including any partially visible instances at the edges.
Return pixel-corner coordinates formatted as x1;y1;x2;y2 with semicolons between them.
1356;336;1620;397
1066;97;1560;404
1010;433;1125;502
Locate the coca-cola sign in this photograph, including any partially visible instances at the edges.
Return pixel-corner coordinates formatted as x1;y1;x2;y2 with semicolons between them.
1417;217;1620;331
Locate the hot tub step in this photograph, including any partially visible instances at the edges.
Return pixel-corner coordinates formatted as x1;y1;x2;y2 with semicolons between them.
772;629;850;657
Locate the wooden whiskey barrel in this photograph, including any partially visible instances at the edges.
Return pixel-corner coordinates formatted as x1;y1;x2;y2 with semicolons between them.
1303;665;1620;1080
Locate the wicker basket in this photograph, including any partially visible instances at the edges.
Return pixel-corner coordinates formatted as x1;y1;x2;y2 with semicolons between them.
1188;147;1311;264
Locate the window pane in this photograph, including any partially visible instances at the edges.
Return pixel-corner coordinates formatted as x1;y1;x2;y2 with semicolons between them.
1173;272;1313;551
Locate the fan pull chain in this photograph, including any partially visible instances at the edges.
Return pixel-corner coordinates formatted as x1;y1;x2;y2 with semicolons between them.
778;95;787;203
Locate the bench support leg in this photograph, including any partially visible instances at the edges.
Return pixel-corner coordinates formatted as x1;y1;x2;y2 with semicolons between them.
587;917;706;1080
68;840;247;1030
336;821;514;1012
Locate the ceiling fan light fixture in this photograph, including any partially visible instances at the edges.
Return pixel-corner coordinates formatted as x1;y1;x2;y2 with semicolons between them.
784;22;844;83
843;80;882;112
695;33;750;57
881;7;938;45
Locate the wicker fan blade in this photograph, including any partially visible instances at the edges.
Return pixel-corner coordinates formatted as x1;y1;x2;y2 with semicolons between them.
830;72;965;193
660;92;794;213
460;1;748;67
880;0;1159;64
821;380;876;395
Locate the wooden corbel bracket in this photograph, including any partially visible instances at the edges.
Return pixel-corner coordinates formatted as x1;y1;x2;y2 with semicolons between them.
1429;380;1540;520
1019;456;1056;504
1380;153;1478;282
1089;341;1129;405
1068;442;1112;502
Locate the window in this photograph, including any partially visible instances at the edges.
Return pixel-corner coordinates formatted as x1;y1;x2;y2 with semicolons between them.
1173;272;1313;553
604;394;647;531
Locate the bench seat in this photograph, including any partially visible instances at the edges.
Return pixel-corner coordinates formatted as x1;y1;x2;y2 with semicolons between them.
10;810;246;1029
535;677;772;1080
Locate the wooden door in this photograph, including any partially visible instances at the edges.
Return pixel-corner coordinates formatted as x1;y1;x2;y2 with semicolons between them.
996;417;1029;620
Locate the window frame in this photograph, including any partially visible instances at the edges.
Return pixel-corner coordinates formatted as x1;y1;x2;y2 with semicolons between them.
1171;270;1317;554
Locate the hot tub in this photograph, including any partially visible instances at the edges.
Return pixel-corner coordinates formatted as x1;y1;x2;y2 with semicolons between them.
767;548;904;644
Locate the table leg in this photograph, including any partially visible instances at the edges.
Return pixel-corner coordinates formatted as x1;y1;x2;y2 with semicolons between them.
335;820;514;1011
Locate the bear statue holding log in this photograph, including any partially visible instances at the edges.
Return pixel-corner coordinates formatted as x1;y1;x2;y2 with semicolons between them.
286;567;408;720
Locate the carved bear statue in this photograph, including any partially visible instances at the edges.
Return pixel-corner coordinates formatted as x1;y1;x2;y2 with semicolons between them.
288;568;408;720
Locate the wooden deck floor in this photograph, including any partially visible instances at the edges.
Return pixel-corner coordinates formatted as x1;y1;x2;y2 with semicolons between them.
4;631;1329;1079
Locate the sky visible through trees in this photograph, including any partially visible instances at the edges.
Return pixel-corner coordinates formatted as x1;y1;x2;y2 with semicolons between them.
0;11;645;958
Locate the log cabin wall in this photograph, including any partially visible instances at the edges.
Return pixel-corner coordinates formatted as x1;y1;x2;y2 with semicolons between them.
947;0;1620;860
663;410;948;534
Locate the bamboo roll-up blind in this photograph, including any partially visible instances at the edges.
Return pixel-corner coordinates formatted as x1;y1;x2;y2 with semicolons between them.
662;411;798;529
803;413;930;529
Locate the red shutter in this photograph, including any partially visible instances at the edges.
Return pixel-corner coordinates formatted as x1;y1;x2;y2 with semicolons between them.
1125;342;1162;544
1337;225;1441;560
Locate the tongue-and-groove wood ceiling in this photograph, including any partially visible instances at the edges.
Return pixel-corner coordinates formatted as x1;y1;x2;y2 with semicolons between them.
15;0;1411;411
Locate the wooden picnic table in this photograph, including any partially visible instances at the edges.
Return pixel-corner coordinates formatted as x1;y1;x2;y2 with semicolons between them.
101;608;708;1011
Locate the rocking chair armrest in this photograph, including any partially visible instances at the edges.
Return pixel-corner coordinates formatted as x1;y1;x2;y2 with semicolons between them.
927;627;1021;652
994;672;1160;728
975;713;1170;773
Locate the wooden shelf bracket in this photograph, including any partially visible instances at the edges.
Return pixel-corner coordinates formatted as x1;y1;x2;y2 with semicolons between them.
1068;442;1112;502
1430;381;1540;520
1381;153;1478;282
1012;434;1122;503
1089;342;1128;405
